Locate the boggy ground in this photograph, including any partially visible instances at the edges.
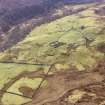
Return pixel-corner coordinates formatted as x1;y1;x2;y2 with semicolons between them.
43;61;105;105
21;60;105;105
0;60;105;105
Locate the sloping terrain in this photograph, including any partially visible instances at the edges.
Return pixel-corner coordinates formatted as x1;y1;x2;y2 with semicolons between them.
0;0;103;28
0;1;105;105
0;1;96;52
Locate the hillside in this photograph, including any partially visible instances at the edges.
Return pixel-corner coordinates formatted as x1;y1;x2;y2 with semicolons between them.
0;1;105;105
0;0;103;25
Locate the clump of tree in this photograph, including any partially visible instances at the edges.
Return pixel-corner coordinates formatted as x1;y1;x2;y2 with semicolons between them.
2;5;45;25
97;42;105;54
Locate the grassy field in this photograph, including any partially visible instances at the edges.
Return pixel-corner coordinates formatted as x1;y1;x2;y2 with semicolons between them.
0;6;104;68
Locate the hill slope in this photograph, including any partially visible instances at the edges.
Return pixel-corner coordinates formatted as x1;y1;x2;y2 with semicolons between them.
0;3;105;69
0;1;105;105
